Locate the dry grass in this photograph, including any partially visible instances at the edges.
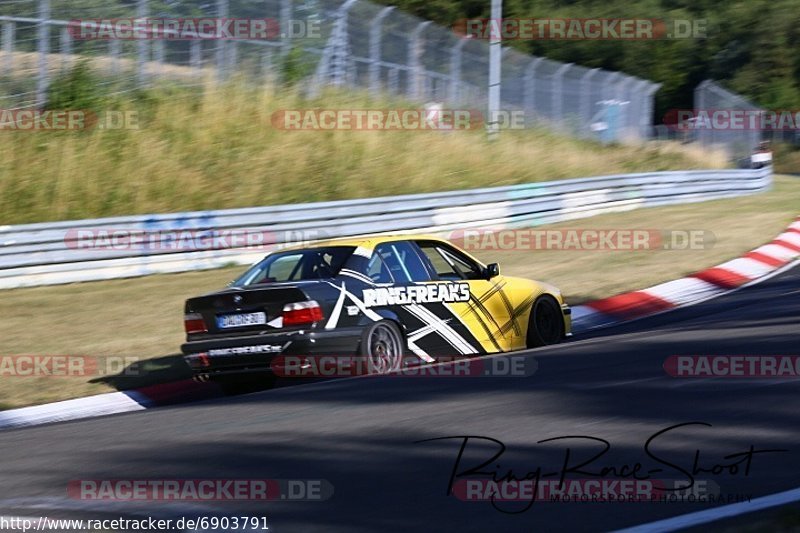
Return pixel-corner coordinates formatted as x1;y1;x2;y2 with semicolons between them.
0;79;726;224
478;175;800;302
0;175;797;409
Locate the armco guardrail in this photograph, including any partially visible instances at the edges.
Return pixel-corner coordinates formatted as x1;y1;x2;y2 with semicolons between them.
0;167;772;289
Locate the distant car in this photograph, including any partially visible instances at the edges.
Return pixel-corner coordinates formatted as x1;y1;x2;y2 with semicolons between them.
181;235;571;380
751;141;773;169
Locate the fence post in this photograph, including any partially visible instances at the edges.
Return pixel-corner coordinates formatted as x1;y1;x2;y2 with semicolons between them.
388;66;398;94
190;40;202;78
646;83;660;141
368;6;394;96
227;42;237;72
280;0;292;58
448;38;466;105
216;0;229;83
616;76;634;140
523;57;543;126
261;48;273;85
310;0;357;94
552;62;572;128
60;27;72;72
3;22;15;76
35;0;50;109
634;79;650;140
407;21;431;101
136;0;148;86
580;68;599;137
603;72;620;103
154;39;165;76
109;39;120;75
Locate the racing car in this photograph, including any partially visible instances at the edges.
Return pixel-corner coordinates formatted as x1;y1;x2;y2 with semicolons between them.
182;235;571;380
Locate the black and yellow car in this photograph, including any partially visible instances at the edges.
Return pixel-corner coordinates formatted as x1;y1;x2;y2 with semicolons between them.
182;235;570;379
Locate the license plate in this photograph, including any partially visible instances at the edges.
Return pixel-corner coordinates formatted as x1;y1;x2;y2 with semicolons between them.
217;312;267;329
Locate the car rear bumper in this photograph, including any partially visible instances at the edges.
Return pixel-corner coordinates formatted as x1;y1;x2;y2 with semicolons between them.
181;327;364;376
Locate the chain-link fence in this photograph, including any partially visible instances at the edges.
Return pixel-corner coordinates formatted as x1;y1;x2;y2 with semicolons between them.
0;0;661;142
694;80;763;161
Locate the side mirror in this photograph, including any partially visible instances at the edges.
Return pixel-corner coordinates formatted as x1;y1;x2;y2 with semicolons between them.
485;263;500;280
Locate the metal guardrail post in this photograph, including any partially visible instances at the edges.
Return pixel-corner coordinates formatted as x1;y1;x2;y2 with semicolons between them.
368;6;394;96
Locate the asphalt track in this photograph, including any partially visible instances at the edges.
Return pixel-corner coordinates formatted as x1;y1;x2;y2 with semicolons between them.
1;263;799;532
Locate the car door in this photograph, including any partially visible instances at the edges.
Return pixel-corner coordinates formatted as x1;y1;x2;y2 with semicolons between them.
413;240;519;353
364;241;459;358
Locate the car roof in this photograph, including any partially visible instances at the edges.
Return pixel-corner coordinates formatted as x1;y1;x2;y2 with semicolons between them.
279;233;451;252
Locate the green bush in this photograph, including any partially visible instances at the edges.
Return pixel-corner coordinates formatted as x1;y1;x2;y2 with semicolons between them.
45;60;105;110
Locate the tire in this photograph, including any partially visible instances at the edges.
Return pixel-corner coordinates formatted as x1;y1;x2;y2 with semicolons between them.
359;320;405;374
526;296;564;348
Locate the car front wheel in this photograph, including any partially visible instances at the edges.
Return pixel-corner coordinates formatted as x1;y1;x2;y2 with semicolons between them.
527;296;564;348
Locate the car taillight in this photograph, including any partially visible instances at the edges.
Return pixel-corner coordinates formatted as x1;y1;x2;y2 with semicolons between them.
283;300;324;327
184;313;207;334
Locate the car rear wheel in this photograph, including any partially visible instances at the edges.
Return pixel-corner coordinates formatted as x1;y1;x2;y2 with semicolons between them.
360;321;405;374
527;296;564;348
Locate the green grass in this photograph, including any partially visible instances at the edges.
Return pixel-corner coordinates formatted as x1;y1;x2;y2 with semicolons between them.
0;75;727;225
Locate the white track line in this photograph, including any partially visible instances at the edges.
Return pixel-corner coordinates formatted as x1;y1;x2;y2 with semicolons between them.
614;486;800;533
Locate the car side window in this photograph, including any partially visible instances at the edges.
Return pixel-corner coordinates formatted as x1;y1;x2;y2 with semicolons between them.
269;253;304;281
373;241;432;283
417;242;484;281
366;252;394;283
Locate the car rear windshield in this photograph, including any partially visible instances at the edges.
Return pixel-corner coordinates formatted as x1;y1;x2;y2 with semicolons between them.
231;246;355;287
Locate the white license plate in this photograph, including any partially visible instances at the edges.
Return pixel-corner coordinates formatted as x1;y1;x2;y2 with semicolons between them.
217;312;267;329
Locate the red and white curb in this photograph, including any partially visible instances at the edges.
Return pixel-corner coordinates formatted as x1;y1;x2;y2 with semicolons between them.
0;380;222;430
571;216;800;332
1;217;798;430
